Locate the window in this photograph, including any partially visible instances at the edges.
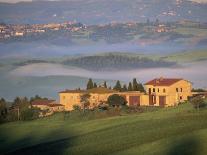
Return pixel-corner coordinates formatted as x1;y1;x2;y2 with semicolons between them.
163;88;166;93
157;88;160;93
180;96;183;100
149;88;151;94
180;88;183;92
153;88;155;92
176;88;179;92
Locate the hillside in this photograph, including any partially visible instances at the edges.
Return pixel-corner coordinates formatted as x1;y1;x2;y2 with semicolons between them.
162;50;207;62
0;0;207;24
62;53;176;71
0;104;207;155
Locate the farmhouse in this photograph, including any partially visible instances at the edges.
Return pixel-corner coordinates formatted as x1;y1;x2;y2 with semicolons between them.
31;99;64;116
59;77;193;111
144;77;192;106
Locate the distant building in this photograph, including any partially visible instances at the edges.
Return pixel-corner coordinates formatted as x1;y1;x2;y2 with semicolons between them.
59;78;193;111
15;32;24;36
31;99;64;116
155;25;170;33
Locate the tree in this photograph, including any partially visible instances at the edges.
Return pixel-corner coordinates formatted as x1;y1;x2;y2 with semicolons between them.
0;98;7;122
93;82;97;88
191;96;206;110
107;94;127;107
113;80;122;91
87;78;94;90
73;104;81;111
30;95;43;103
11;97;39;121
104;81;107;88
122;84;128;92
20;107;40;121
80;93;91;112
132;78;139;91
137;83;145;92
128;82;133;91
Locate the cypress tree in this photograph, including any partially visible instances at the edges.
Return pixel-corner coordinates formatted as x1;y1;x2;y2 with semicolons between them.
87;78;94;90
132;78;139;91
104;81;107;88
113;80;122;91
122;84;127;92
93;82;97;88
138;83;145;92
128;82;133;91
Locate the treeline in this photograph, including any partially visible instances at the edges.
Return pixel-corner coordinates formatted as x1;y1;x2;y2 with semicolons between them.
0;95;46;123
63;54;176;71
86;78;145;92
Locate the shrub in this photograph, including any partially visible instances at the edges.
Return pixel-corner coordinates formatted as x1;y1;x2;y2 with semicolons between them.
73;105;81;111
20;107;40;121
107;94;127;107
191;96;206;110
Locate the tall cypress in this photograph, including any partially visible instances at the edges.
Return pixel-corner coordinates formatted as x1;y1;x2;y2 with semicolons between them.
128;82;133;91
104;81;107;88
93;82;97;88
122;84;127;92
87;78;94;90
138;83;145;92
132;78;139;91
113;80;122;91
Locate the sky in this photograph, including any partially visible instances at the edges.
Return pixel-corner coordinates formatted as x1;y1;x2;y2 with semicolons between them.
0;0;207;3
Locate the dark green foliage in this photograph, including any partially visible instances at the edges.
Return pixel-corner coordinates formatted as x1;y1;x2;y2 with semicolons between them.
80;93;91;112
130;78;145;92
137;83;145;92
30;95;48;103
73;105;81;111
132;78;139;91
191;96;206;110
10;97;40;121
20;107;40;121
87;78;94;90
107;94;127;107
192;88;206;92
104;81;107;88
128;82;133;91
113;80;122;91
122;84;128;92
93;82;97;88
0;98;7;122
63;53;176;71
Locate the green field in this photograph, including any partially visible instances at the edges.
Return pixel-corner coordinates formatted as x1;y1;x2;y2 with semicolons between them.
0;104;207;155
162;50;207;63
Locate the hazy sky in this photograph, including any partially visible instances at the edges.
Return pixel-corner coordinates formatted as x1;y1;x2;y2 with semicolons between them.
0;0;207;3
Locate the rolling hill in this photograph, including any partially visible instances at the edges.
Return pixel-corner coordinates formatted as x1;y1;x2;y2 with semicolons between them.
0;103;207;155
0;0;207;24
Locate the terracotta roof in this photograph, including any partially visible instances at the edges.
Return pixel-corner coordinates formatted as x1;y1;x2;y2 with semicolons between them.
31;99;55;106
48;104;64;107
59;90;86;93
59;87;118;94
144;78;183;86
87;87;118;94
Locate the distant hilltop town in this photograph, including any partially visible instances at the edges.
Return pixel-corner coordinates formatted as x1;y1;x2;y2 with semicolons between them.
1;20;207;42
0;21;86;40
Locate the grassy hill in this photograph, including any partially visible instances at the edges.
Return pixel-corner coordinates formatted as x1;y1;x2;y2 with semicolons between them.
162;50;207;63
0;103;207;155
